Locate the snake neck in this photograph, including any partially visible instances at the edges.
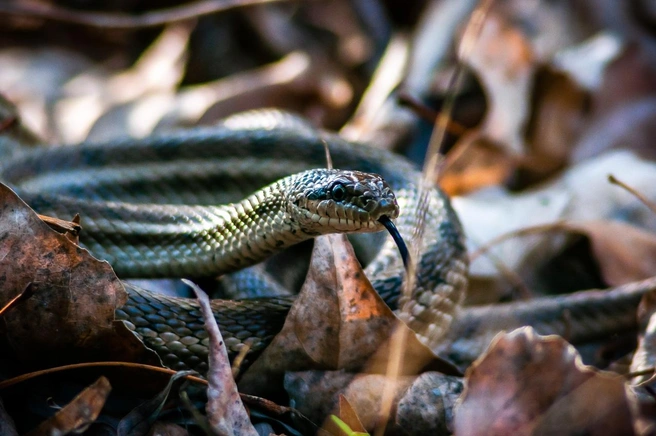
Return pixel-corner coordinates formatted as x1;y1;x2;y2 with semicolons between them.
205;178;308;274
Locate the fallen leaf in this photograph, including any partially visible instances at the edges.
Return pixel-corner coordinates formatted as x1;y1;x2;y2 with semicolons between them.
521;66;588;183
239;234;455;396
0;182;159;368
24;376;111;436
440;134;513;196
569;221;656;286
187;280;258;436
456;149;656;294
455;327;635;436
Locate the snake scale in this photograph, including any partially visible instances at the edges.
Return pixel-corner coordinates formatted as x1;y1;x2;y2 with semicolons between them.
0;113;468;374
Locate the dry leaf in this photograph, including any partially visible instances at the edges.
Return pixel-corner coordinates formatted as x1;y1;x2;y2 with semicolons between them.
188;281;258;436
239;233;397;394
455;327;635;436
456;149;656;292
24;376;111;436
0;183;159;368
440;134;513;196
521;66;588;182
569;221;656;286
239;233;454;396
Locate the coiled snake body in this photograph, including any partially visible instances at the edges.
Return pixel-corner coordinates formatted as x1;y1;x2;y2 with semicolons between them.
0;115;468;373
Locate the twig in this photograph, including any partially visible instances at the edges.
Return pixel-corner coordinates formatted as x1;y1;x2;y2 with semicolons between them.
184;279;258;436
469;221;571;262
397;92;467;136
608;174;656;215
0;362;208;390
0;0;289;30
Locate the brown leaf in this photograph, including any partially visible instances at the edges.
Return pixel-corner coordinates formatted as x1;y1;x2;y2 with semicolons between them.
521;67;588;183
440;133;513;196
187;280;258;436
0;183;159;368
239;234;455;395
565;221;656;286
24;376;111;436
455;327;635;436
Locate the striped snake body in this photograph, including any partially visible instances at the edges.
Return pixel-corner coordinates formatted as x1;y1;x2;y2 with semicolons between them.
0;115;468;373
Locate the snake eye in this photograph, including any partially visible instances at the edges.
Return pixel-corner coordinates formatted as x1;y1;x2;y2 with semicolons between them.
331;183;347;201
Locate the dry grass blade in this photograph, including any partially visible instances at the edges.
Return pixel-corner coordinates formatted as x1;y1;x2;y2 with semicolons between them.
375;2;494;434
608;174;656;215
184;279;258;436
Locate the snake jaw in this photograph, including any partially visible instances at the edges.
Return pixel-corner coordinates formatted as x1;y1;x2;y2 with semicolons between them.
289;168;399;235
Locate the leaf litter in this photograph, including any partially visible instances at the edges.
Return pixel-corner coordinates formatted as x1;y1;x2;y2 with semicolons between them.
1;0;656;434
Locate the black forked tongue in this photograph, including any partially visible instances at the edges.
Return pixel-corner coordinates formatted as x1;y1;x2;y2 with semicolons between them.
378;215;410;270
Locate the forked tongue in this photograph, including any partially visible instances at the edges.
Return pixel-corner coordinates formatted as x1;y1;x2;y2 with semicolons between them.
378;215;410;270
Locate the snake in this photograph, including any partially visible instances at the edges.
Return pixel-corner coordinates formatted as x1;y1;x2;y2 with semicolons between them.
0;112;468;374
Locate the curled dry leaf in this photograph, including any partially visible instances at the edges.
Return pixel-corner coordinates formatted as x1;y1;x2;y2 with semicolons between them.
567;220;656;286
521;66;588;182
0;183;159;368
24;376;111;436
455;327;635;436
239;233;452;395
285;370;462;434
188;280;258;436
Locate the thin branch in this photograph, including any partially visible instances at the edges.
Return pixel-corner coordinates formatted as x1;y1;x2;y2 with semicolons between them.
0;0;289;30
608;174;656;215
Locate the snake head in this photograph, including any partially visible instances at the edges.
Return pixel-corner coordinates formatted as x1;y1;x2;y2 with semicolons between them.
288;168;399;234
